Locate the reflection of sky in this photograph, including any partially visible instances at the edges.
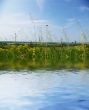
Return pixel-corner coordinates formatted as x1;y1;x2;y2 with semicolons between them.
0;70;89;110
0;0;89;42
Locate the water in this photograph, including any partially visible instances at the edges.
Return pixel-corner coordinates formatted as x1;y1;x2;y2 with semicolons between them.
0;69;89;110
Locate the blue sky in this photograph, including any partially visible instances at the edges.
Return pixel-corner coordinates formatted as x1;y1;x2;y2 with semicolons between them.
0;0;89;42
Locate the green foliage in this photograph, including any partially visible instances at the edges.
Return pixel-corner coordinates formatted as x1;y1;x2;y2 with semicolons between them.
0;43;89;70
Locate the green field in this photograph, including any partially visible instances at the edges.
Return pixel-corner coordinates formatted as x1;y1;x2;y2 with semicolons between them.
0;42;89;70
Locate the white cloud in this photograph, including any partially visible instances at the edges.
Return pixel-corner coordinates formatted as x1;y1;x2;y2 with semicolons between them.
79;6;89;12
0;13;48;41
67;18;75;23
36;0;46;10
59;18;76;29
0;12;48;25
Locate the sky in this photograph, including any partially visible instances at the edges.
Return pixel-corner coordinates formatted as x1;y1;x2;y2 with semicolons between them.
0;0;89;42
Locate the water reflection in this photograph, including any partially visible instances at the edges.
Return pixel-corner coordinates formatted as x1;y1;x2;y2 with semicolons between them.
0;70;89;110
0;59;89;70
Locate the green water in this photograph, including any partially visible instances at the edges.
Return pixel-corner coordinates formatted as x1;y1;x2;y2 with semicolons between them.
0;58;89;70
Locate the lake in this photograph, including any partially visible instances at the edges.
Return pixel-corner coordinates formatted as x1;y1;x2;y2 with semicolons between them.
0;69;89;110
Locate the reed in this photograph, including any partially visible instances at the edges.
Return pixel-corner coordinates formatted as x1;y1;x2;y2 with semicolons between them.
0;43;89;69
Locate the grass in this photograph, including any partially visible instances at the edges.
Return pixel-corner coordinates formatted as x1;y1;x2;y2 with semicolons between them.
0;43;89;70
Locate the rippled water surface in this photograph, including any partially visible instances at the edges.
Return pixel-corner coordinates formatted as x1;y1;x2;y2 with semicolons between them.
0;69;89;110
